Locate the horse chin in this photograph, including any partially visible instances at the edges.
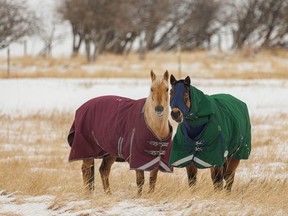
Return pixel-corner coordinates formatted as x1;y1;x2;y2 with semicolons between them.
156;111;164;117
172;114;183;123
170;110;183;123
174;118;183;123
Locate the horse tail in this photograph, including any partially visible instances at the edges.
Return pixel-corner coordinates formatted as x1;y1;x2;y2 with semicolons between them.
67;121;75;147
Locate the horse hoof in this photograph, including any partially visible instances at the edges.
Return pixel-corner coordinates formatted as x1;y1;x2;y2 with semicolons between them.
136;192;142;198
105;190;112;195
148;189;155;194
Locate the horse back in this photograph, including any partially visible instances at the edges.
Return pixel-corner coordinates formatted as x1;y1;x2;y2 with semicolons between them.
68;96;146;161
211;93;251;159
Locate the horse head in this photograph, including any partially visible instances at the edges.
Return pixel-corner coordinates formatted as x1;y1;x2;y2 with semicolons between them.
149;70;169;118
170;74;191;123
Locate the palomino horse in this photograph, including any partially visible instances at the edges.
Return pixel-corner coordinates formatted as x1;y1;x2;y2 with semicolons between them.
68;71;173;196
169;75;251;191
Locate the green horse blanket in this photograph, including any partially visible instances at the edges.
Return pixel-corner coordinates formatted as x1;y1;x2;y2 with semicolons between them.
169;85;251;169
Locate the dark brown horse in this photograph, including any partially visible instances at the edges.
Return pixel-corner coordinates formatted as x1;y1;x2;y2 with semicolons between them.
68;71;172;196
169;75;251;191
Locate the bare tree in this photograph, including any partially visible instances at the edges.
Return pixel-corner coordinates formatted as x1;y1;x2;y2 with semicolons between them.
58;0;133;61
0;0;38;50
131;0;176;59
175;0;223;50
229;0;260;49
58;0;87;57
282;2;288;47
36;2;67;57
258;0;288;48
80;0;134;61
228;0;288;49
103;1;138;55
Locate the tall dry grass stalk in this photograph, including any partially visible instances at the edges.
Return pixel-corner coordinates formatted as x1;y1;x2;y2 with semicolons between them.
0;49;287;79
0;112;287;214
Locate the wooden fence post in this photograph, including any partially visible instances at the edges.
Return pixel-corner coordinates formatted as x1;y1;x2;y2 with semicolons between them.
7;46;10;78
177;44;182;78
24;40;27;56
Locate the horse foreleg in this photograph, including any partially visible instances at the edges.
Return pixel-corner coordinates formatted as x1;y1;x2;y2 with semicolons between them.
210;167;224;190
186;164;198;187
136;170;145;196
99;156;116;194
82;159;95;192
224;158;240;192
148;169;158;193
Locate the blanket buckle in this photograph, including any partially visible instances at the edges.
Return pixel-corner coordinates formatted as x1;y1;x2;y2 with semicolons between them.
147;141;168;147
145;150;166;156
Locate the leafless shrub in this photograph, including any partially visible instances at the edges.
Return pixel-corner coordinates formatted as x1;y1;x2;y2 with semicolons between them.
0;0;38;50
228;0;288;49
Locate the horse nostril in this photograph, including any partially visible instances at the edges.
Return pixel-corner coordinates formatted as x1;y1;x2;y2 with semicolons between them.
155;105;164;113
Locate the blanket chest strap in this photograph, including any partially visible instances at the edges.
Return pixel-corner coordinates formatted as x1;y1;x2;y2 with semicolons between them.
145;150;166;156
147;141;169;147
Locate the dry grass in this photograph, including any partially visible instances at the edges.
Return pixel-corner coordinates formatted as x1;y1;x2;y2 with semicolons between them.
1;50;287;214
0;49;288;79
0;111;288;214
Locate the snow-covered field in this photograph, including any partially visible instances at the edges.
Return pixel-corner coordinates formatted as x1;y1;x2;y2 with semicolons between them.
1;78;288;116
1;78;288;215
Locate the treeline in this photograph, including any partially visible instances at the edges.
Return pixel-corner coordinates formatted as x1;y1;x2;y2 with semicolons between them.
58;0;288;61
1;0;288;61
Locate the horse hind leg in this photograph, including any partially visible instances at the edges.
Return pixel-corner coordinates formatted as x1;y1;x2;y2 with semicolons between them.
210;167;224;190
99;156;116;194
148;169;158;193
82;159;95;193
136;170;145;196
224;159;240;192
186;164;198;187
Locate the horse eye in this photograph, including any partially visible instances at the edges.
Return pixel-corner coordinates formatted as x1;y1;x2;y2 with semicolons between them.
184;92;189;100
151;88;153;92
166;88;169;92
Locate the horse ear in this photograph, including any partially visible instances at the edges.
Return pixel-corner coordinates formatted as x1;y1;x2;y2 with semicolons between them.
170;74;177;86
150;70;156;81
163;70;169;81
184;76;191;86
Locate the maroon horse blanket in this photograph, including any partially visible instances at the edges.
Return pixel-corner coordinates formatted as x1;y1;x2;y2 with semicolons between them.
68;96;173;172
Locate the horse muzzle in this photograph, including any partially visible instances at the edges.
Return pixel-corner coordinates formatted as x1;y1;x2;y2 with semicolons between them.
155;105;164;117
170;109;183;123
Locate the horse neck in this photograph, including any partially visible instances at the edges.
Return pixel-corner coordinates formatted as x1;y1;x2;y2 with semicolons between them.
144;98;170;141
